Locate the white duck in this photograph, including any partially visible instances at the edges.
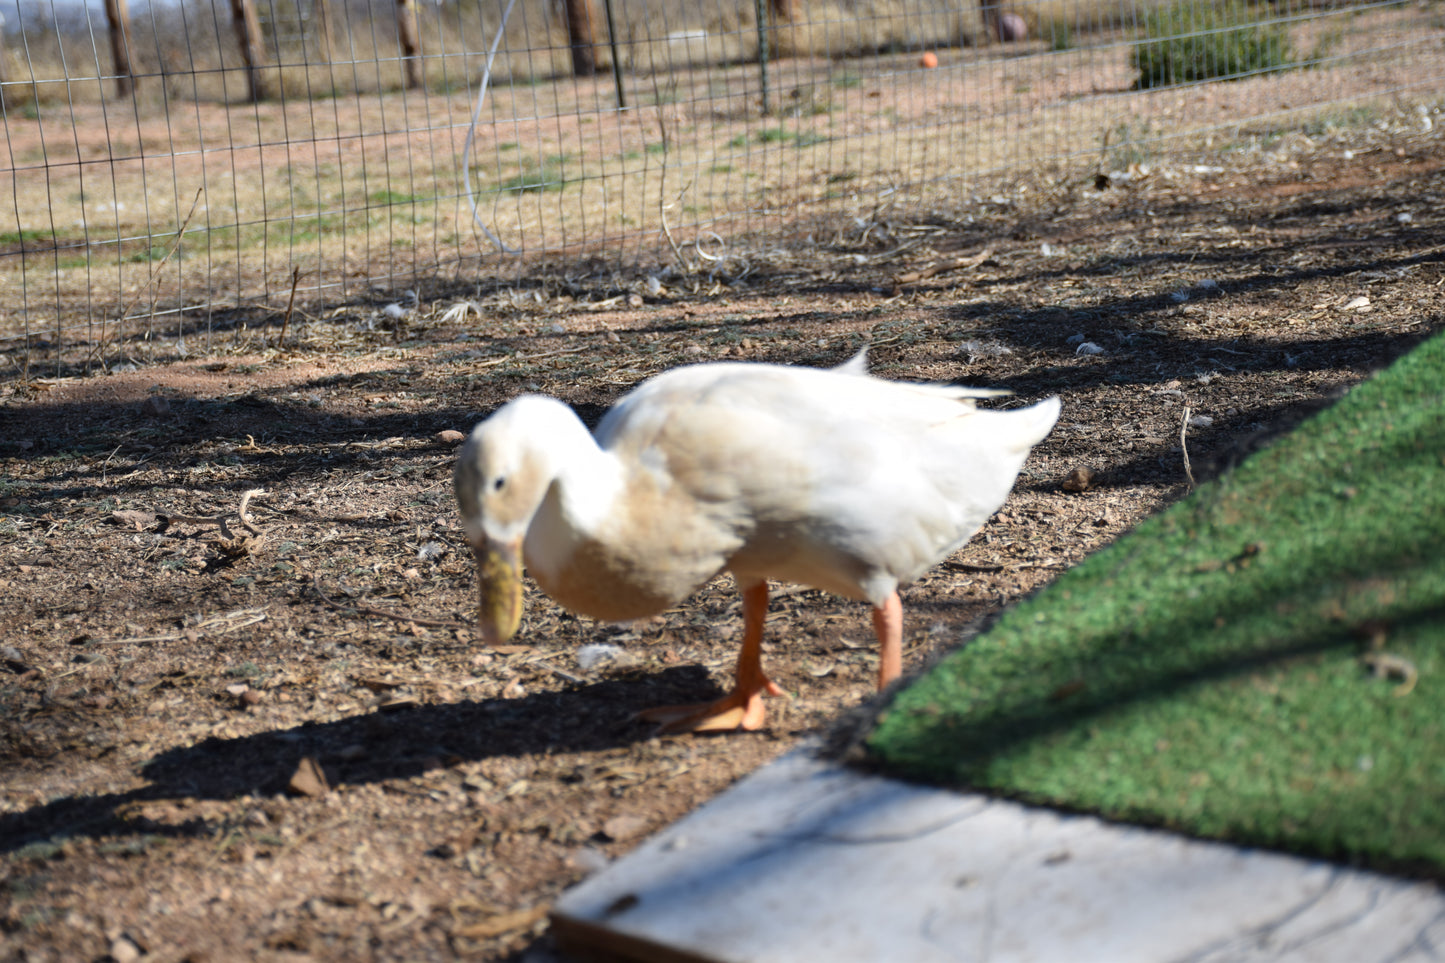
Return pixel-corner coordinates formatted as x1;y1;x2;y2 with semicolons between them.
454;352;1060;732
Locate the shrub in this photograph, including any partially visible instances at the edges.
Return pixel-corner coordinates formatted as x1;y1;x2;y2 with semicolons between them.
1133;1;1295;89
1044;18;1075;52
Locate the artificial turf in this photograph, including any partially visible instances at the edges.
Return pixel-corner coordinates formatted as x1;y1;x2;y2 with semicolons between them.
865;331;1445;878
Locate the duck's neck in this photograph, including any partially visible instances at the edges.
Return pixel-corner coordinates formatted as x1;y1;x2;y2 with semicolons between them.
522;410;625;586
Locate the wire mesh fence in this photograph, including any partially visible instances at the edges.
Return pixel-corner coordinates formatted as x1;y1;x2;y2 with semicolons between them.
1;0;1441;374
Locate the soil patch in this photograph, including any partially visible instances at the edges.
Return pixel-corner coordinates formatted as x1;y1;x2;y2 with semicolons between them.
2;126;1443;961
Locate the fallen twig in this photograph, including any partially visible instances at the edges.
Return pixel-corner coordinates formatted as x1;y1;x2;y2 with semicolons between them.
473;345;591;368
101;606;270;645
1181;406;1196;489
892;247;993;287
660;179;695;273
277;265;302;347
944;559;1005;573
159;489;267;556
312;574;468;629
159;489;266;537
527;655;585;684
454;904;550;941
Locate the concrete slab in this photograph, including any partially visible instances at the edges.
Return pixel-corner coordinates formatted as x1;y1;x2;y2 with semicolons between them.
551;745;1445;963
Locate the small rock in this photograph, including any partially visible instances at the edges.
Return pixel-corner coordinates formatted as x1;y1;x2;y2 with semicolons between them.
957;339;1013;360
601;814;649;842
288;756;330;798
109;509;156;531
1061;467;1095;492
577;643;624;672
142;396;171;418
627;293;644;308
996;11;1027;41
1187;414;1214;428
436;429;466;445
110;937;142;963
240;688;265;707
572;846;611;874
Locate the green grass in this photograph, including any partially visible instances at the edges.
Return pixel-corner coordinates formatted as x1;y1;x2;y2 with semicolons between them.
495;156;570;194
0;228;54;248
1133;0;1296;89
867;332;1445;878
124;244;172;263
369;189;426;206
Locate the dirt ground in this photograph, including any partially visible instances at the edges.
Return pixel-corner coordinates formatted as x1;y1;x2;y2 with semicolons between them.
2;112;1443;962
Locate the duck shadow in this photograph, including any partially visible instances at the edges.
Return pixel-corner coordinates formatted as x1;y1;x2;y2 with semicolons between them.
0;665;720;856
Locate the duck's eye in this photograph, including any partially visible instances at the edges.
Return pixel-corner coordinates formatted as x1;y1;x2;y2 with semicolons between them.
492;476;506;492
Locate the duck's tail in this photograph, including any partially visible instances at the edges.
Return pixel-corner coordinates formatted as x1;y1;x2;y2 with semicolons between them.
1008;396;1062;451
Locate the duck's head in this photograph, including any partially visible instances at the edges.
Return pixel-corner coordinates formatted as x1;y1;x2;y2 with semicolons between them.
453;396;569;645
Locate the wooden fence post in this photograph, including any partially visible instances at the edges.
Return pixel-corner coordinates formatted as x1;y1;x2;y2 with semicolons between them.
104;0;136;97
229;0;267;102
563;0;599;76
311;0;335;64
602;0;625;107
754;0;770;114
396;0;424;89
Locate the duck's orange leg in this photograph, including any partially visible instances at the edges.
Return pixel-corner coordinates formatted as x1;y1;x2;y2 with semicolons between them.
638;580;785;733
873;590;903;689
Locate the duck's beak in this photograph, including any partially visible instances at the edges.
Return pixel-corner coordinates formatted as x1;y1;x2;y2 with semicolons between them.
472;536;524;645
